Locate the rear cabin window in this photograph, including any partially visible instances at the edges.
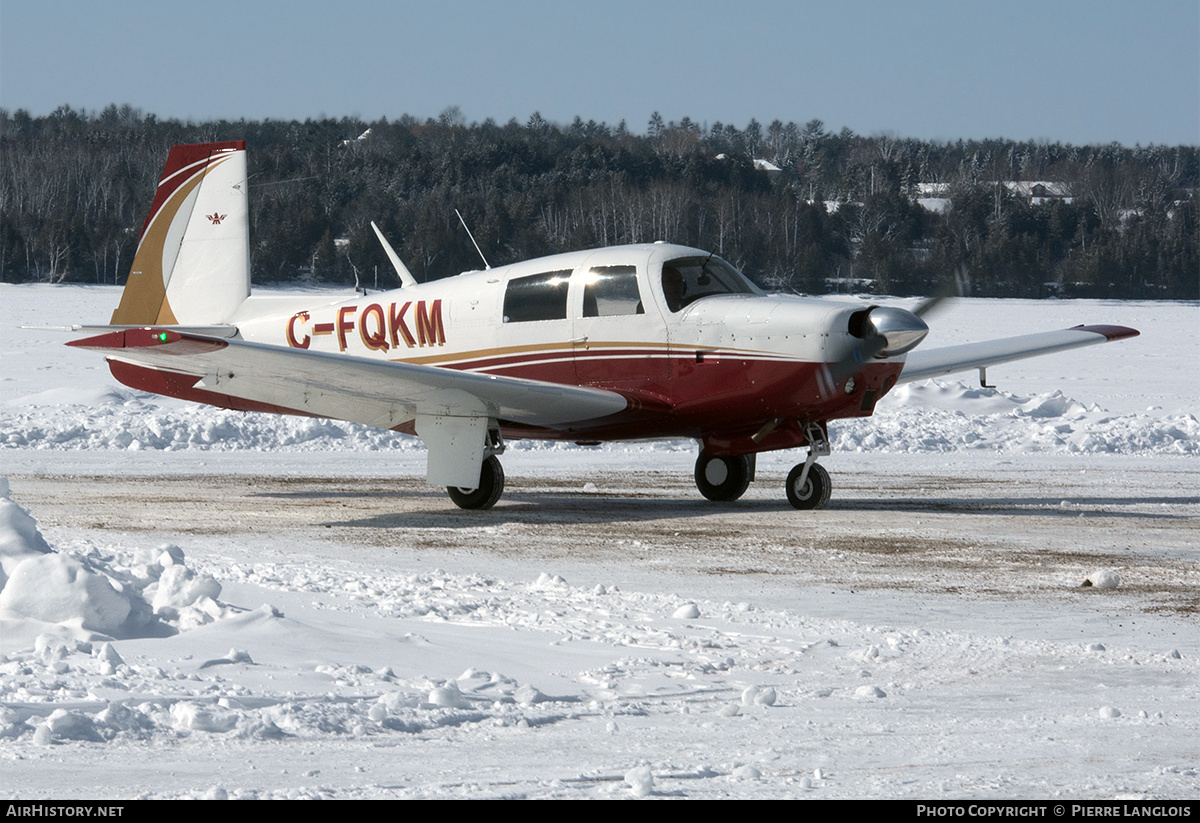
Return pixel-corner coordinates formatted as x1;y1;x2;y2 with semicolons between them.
503;270;571;323
582;265;644;317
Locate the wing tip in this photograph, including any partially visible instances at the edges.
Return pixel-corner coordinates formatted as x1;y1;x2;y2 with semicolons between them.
67;329;132;349
1071;324;1140;342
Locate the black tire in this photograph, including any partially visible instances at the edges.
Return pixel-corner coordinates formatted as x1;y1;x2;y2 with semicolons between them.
786;462;831;510
694;451;753;501
447;455;505;510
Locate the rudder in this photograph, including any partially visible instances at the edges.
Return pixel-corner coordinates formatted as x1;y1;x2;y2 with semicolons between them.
111;141;250;325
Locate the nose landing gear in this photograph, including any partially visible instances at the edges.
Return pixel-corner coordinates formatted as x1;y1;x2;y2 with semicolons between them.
693;421;833;509
785;422;832;510
785;461;830;510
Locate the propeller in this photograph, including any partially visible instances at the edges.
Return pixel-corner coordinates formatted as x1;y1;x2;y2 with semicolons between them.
820;290;953;397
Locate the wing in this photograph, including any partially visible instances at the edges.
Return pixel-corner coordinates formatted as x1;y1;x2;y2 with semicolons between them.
897;324;1139;384
68;328;629;487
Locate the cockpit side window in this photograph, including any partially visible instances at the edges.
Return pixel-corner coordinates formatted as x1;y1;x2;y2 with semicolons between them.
582;266;643;317
503;270;571;323
660;256;761;312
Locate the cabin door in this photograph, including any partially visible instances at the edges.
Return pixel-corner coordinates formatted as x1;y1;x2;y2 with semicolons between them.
571;264;670;386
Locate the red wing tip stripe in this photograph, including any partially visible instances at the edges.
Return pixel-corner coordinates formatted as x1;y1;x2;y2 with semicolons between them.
1070;324;1140;341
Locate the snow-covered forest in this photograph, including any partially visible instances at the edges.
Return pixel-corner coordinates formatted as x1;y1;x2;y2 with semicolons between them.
2;105;1197;298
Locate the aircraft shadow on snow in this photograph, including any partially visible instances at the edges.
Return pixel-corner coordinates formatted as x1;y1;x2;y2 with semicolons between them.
847;494;1198;520
247;488;1198;530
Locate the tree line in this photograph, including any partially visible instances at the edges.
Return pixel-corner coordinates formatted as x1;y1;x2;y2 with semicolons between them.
1;104;1196;299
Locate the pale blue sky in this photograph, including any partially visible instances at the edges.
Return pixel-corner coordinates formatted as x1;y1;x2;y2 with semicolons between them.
2;0;1197;145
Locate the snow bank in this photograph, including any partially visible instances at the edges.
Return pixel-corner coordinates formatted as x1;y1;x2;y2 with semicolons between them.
0;478;226;643
0;554;132;634
2;379;1197;457
0;398;422;453
834;381;1200;455
0;477;52;585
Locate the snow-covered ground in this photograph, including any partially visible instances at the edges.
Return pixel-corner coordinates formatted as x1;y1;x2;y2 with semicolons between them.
1;284;1197;799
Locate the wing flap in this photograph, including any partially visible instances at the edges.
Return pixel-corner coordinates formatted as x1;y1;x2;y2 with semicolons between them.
68;329;629;429
898;324;1139;384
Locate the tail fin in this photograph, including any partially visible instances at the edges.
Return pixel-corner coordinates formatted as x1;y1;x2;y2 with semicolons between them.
111;141;250;325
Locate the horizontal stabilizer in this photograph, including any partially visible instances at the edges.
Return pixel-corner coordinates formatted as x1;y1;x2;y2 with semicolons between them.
40;324;239;338
898;325;1139;384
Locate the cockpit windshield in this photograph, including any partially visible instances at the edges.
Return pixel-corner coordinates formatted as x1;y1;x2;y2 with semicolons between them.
660;255;762;312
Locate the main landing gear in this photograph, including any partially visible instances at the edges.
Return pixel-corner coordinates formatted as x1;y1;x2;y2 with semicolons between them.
694;422;833;510
447;455;505;510
447;428;506;510
694;451;754;501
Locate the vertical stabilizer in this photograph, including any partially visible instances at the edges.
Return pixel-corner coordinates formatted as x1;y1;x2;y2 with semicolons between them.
111;141;250;325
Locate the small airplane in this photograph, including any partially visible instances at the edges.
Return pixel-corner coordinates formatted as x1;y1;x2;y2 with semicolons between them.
66;141;1139;510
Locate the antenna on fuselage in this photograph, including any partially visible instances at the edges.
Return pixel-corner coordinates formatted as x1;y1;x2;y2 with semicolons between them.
455;209;491;270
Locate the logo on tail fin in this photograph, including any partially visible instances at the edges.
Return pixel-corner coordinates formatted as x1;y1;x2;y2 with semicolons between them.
111;141;250;326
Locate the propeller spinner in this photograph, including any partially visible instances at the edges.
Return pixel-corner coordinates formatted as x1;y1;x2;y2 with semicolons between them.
864;305;929;356
824;299;942;395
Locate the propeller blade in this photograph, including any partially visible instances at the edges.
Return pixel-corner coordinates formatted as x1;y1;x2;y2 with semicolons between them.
911;292;947;318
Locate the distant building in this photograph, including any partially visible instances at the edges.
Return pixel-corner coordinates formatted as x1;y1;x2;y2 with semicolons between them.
1003;181;1073;205
913;181;1074;212
917;197;950;214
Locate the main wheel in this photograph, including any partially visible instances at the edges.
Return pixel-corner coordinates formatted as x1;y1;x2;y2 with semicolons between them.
785;462;831;510
447;455;505;510
695;451;753;501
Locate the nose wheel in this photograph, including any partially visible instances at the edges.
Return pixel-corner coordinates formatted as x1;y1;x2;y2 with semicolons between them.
785;462;830;510
784;421;832;510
